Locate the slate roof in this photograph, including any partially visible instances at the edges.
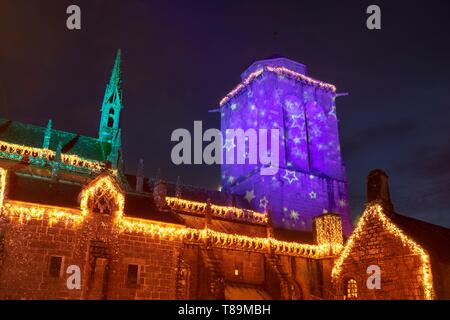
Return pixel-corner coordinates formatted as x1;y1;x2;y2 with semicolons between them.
7;173;82;209
391;213;450;264
6;172;183;225
123;193;184;225
154;178;253;210
0;118;111;162
272;227;314;244
124;174;253;210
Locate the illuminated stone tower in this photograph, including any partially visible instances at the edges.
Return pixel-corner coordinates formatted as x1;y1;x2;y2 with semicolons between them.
99;49;123;145
220;56;352;234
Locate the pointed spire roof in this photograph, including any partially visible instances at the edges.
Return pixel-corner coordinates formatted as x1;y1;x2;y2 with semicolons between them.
109;49;122;89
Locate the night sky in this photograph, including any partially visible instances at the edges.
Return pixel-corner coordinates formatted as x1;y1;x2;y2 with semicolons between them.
1;0;449;227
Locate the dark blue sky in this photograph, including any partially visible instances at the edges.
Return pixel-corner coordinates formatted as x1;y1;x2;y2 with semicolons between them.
0;0;449;227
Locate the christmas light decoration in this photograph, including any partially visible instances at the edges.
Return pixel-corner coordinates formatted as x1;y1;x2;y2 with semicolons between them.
4;201;84;226
116;216;188;240
331;203;434;300
0;167;6;209
220;58;352;235
220;69;264;106
313;214;344;250
166;196;268;225
219;65;336;106
0;168;342;260
0;140;104;172
80;174;125;220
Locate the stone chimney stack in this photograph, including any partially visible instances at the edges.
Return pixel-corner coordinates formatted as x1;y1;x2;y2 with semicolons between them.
153;169;167;209
136;158;144;193
175;176;182;198
367;169;394;212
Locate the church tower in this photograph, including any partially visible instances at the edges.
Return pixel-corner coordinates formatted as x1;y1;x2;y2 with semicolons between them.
99;49;123;144
220;56;352;235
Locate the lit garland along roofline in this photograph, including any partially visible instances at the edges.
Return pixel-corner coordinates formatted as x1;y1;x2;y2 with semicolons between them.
0;168;342;259
3;200;84;226
331;202;434;300
0;167;6;208
219;65;337;106
165;196;268;225
0;139;104;172
1;202;342;259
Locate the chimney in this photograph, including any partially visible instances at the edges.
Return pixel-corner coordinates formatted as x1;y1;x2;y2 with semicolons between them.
153;169;167;209
43;119;52;149
205;198;212;228
51;141;62;181
175;176;182;198
367;169;394;212
136;158;144;193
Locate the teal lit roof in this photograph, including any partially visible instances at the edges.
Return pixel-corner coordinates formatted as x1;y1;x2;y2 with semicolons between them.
0;118;111;162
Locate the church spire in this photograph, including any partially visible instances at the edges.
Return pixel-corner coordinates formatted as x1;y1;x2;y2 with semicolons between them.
99;49;123;143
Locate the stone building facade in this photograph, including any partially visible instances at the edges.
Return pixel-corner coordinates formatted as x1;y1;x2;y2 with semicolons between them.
332;170;450;300
0;51;448;300
0;52;344;300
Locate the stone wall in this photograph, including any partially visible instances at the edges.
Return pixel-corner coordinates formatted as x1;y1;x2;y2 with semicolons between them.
0;215;182;300
333;213;426;300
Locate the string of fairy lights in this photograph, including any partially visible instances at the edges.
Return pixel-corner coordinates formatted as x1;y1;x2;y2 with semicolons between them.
0;168;435;298
166;196;268;225
0;140;104;172
219;65;336;106
331;203;434;300
0;169;342;259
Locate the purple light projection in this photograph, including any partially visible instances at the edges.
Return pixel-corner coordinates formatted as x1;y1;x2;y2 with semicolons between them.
220;57;352;235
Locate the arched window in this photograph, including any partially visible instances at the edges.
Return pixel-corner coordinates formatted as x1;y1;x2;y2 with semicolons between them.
107;116;114;128
344;278;358;300
109;108;115;115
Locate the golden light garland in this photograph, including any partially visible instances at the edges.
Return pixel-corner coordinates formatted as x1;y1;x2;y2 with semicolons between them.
266;66;336;92
116;216;188;240
0;167;6;209
219;65;336;106
0;168;342;259
80;174;125;220
314;214;344;247
0;139;104;171
331;203;434;300
166;197;268;225
3;201;84;226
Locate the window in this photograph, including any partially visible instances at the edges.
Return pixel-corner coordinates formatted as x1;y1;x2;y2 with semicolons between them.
233;262;243;280
344;278;358;300
107;116;114;128
127;264;139;288
109;108;115;115
49;256;63;278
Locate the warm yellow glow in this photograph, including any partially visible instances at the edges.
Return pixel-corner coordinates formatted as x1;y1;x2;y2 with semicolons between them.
4;201;83;226
117;217;188;239
0;139;104;171
332;203;434;300
80;174;125;221
345;279;358;300
0;167;6;209
314;214;344;251
166;196;268;225
0;170;342;259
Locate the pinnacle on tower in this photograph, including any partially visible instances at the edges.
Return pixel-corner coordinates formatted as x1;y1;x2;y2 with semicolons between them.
98;49;124;143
